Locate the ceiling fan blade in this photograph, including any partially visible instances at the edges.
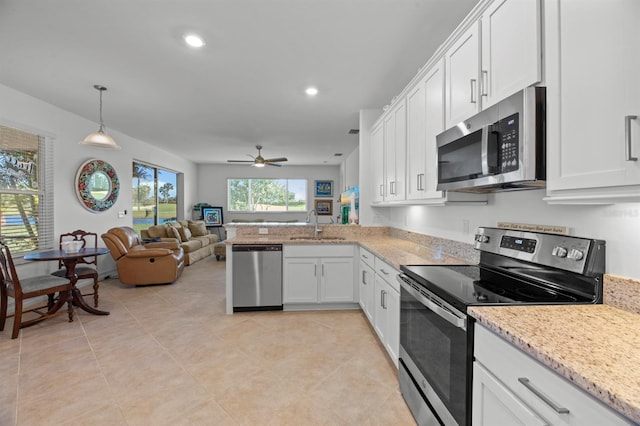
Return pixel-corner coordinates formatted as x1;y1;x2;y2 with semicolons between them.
227;160;254;163
264;157;288;163
266;162;282;167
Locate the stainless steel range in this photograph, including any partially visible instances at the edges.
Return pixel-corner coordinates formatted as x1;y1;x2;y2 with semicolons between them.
397;227;605;426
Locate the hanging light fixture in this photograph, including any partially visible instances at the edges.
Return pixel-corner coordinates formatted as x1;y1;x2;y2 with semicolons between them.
80;84;121;149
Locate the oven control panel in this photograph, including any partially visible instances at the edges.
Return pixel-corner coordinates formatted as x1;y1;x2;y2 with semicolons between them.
474;227;605;275
500;236;536;253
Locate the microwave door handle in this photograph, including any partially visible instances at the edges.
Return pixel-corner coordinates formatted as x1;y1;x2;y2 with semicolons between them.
481;125;490;176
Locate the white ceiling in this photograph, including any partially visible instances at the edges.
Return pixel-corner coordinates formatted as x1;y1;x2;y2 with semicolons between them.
0;0;479;166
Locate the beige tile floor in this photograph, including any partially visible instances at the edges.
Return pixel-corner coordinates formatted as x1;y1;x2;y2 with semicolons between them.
0;255;416;425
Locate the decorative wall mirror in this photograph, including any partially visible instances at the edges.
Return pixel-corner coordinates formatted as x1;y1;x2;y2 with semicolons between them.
76;159;120;212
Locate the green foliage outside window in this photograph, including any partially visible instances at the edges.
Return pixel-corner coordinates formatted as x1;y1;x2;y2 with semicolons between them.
228;179;306;212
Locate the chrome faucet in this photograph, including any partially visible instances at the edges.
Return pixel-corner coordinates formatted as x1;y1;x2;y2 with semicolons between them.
306;209;322;239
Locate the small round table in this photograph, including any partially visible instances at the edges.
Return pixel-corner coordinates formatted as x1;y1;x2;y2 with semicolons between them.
24;247;110;316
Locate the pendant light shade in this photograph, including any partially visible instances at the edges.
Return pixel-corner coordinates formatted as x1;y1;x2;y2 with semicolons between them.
80;85;121;149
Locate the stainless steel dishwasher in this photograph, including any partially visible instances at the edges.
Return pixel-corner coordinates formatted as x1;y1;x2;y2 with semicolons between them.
232;244;283;311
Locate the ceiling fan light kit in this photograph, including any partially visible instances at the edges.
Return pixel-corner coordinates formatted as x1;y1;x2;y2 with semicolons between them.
227;145;288;167
80;85;121;150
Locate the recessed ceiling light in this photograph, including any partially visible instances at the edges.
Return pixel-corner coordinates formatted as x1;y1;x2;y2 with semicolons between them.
305;87;318;96
183;33;205;48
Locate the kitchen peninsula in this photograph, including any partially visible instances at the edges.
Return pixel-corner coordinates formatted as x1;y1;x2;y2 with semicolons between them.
224;222;475;315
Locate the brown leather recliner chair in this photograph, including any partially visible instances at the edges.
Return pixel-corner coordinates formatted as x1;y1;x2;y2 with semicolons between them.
101;226;185;285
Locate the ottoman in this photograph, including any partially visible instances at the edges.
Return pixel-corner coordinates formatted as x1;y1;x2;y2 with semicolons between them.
213;241;226;260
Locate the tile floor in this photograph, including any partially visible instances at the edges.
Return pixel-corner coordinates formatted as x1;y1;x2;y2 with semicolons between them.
0;255;416;425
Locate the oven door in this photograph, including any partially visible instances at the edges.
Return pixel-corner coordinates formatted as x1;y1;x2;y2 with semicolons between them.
398;275;470;426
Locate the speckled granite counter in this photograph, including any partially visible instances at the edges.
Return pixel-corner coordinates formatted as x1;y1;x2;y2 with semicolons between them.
469;304;640;424
227;235;472;268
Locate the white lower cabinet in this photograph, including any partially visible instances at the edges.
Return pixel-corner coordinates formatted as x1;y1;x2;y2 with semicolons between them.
371;256;400;366
283;245;355;306
473;324;634;426
358;248;375;323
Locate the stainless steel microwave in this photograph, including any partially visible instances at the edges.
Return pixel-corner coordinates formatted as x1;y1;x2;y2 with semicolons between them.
436;86;546;193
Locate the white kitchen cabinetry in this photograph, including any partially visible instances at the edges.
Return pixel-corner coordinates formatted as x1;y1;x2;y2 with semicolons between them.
372;257;400;366
283;245;355;307
370;121;385;203
480;0;542;109
406;60;445;201
406;59;488;205
445;0;541;128
358;247;375;323
473;324;634;426
383;100;407;202
445;22;480;128
544;0;640;204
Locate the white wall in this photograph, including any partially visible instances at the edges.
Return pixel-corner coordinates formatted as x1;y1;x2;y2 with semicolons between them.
380;190;640;279
0;83;198;276
196;163;341;224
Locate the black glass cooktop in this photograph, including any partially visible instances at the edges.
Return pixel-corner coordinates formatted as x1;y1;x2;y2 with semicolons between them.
400;264;596;313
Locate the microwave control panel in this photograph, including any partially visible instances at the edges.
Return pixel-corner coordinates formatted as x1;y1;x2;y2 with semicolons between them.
497;113;519;172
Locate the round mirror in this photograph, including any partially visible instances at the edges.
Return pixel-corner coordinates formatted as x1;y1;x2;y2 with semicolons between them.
88;171;111;201
76;159;120;213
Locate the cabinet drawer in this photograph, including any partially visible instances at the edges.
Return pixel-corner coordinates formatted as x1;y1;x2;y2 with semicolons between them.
359;247;375;268
474;325;633;425
374;257;399;292
283;244;354;258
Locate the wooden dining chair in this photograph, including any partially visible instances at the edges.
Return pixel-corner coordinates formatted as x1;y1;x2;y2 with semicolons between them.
51;230;100;307
0;241;74;339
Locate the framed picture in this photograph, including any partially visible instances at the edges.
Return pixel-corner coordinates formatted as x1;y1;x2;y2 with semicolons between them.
314;199;333;216
314;180;333;197
202;207;224;227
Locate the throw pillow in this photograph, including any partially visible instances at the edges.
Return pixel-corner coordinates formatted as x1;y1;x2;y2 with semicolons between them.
178;226;192;241
168;225;182;243
188;220;208;237
146;224;168;239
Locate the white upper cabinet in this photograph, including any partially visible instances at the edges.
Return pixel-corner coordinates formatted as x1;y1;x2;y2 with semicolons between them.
445;22;481;128
544;0;640;203
445;0;542;129
384;100;407;202
407;60;446;201
370;121;385;203
480;0;542;108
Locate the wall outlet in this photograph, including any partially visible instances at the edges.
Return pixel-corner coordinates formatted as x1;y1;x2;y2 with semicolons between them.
258;228;268;235
118;211;126;219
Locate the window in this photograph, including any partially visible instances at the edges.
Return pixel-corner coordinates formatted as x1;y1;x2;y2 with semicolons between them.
228;179;307;212
132;162;178;233
0;124;54;255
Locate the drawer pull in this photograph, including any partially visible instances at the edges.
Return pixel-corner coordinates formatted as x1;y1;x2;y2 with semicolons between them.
518;377;570;414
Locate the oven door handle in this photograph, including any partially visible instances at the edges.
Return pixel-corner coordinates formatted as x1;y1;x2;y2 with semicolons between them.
398;276;467;330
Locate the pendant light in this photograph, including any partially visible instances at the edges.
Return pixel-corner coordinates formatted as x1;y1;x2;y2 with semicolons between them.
80;84;121;149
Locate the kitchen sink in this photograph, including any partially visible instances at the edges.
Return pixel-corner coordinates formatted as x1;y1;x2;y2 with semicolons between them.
289;236;346;241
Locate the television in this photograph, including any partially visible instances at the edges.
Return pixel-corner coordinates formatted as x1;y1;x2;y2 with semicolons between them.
202;207;223;227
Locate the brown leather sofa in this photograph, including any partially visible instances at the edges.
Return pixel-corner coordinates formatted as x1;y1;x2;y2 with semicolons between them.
101;226;185;285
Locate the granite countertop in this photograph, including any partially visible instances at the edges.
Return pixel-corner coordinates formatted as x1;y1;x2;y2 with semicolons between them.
469;304;640;424
227;234;471;269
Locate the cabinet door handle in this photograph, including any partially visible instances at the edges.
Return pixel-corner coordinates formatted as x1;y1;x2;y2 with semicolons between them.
314;264;317;277
379;268;389;275
321;264;324;277
518;378;570;414
362;254;369;260
481;70;488;97
626;115;638;161
470;79;477;104
417;173;425;191
379;184;384;196
362;270;367;284
382;290;387;309
389;181;396;195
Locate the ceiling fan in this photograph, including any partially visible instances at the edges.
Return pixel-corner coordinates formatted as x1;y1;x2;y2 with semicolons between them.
227;145;288;167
